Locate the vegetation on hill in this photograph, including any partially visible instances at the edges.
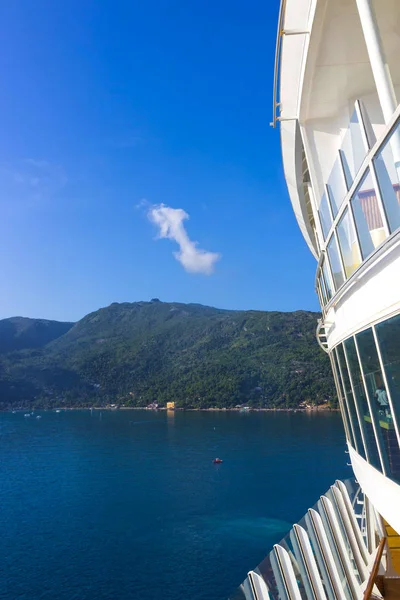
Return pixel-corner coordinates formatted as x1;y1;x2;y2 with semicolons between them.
0;317;73;354
0;301;336;410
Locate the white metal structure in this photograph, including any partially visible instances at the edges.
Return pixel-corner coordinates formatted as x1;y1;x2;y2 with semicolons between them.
231;1;400;597
231;480;385;600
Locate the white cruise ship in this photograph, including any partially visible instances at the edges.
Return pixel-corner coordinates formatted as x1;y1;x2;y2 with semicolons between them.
231;1;400;598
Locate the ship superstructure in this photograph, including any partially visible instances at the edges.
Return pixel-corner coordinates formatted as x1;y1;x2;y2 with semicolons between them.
231;1;400;598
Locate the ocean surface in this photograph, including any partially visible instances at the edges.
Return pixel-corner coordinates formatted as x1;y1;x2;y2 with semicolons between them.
1;410;349;600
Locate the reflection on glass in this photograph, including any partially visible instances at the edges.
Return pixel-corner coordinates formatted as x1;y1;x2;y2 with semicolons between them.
375;315;400;455
319;192;333;239
351;169;387;260
336;345;366;459
321;259;333;301
374;121;400;233
327;157;347;217
344;337;381;471
337;208;361;277
340;108;367;188
356;328;397;481
331;350;354;448
317;281;325;309
327;234;345;290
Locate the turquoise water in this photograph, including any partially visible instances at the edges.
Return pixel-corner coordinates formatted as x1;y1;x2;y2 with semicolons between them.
1;410;349;600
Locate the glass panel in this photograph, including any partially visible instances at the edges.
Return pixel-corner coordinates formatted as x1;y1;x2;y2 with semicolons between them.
331;350;354;448
318;275;328;307
351;169;387;260
375;315;400;479
337;208;361;278
344;337;381;471
327;157;347;217
356;327;398;483
336;345;366;459
317;281;324;309
340;107;367;188
319;192;333;239
321;259;333;301
327;234;345;290
374;121;400;233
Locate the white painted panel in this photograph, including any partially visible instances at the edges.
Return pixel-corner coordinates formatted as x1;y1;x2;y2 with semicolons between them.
284;0;313;32
281;120;318;258
325;239;400;347
247;571;271;600
350;445;400;536
280;34;308;121
292;524;328;600
271;544;302;600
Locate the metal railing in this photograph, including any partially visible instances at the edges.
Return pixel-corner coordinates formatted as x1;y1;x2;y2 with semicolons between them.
271;0;286;128
315;102;400;311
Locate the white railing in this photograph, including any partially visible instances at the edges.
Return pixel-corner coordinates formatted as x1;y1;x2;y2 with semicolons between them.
271;0;286;128
316;102;400;310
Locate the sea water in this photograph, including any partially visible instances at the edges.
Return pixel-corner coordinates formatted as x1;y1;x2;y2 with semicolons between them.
0;410;349;600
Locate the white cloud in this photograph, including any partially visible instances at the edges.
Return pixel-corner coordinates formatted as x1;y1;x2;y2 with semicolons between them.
148;203;221;275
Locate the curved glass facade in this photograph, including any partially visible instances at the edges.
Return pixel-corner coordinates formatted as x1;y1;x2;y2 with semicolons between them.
316;103;400;308
331;315;400;484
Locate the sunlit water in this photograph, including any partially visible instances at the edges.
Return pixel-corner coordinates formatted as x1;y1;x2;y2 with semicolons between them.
1;410;349;600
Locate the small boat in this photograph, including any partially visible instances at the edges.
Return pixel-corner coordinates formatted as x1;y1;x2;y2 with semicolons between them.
36;415;42;420
24;413;31;418
213;458;223;464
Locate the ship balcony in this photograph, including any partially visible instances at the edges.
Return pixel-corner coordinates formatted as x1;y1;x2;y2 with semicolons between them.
315;101;400;315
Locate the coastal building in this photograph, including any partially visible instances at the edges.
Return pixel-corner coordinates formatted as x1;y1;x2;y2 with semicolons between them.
166;401;175;410
232;0;400;598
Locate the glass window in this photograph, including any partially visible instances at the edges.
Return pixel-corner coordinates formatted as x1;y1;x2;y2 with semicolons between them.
356;328;398;482
337;208;361;278
343;337;381;471
319;192;333;239
374;122;400;233
321;259;333;302
318;276;327;307
340;107;367;188
327;157;347;217
336;345;366;459
327;234;345;290
375;314;400;454
331;350;354;448
351;169;387;260
316;281;324;309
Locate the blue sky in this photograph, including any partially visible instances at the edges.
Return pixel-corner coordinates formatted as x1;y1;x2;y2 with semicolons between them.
0;0;319;322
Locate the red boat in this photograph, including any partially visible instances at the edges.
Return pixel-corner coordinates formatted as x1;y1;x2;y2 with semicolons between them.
213;458;223;464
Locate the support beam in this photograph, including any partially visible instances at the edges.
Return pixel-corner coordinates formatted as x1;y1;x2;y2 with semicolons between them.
355;0;397;124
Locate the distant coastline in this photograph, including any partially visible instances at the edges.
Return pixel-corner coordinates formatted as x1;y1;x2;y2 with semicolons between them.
4;405;339;413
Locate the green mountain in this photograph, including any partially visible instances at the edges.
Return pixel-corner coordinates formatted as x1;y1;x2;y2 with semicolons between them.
0;301;335;410
0;317;73;354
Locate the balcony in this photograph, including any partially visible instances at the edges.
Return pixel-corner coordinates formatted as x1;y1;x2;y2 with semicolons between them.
316;102;400;313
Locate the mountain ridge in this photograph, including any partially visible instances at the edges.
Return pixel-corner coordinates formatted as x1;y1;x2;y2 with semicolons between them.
0;300;335;410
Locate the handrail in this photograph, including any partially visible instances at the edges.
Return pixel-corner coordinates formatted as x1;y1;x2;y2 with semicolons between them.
315;101;400;312
317;227;400;315
317;101;400;250
316;319;329;354
362;536;386;600
271;0;286;128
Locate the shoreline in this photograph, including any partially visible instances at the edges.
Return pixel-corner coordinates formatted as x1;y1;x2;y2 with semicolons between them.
3;405;339;413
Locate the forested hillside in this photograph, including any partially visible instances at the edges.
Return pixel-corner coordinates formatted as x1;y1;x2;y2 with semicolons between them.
0;317;73;354
0;301;335;409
